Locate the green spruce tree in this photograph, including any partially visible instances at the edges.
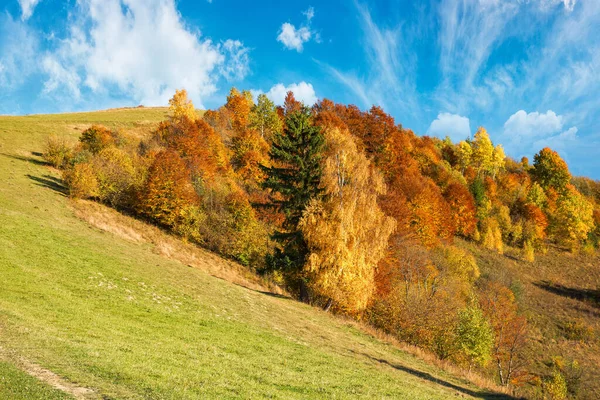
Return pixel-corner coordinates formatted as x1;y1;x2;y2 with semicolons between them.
262;106;325;294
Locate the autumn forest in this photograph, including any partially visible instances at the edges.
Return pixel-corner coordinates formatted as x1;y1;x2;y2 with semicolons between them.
44;88;600;399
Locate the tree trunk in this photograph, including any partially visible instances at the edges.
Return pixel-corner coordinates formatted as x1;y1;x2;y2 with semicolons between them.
299;280;310;304
323;298;333;312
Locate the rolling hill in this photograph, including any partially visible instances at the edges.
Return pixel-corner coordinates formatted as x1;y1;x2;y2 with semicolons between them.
0;109;515;399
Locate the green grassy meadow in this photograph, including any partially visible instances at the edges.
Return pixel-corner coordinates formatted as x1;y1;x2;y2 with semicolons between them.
0;108;512;399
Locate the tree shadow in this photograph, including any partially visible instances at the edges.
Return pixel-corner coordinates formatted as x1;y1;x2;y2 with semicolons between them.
1;152;51;166
360;353;521;399
256;290;290;300
26;174;69;196
533;281;600;308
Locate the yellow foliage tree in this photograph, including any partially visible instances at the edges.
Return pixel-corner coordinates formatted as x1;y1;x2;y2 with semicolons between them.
443;246;480;298
491;145;506;178
482;218;504;254
553;185;595;251
169;89;197;122
300;129;396;313
472;127;494;176
457;140;473;174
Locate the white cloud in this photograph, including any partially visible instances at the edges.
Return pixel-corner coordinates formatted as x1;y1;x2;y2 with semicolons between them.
255;82;318;106
426;113;471;142
322;3;417;116
277;23;311;52
503;110;579;158
18;0;42;20
563;0;577;11
503;110;564;139
0;14;38;88
277;7;317;52
532;126;578;153
41;0;249;107
303;6;315;22
219;39;249;81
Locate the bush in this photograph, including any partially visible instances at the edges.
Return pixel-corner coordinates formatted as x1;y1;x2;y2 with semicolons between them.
80;125;114;154
543;370;567;400
92;147;141;208
563;319;594;343
64;162;98;199
44;135;72;168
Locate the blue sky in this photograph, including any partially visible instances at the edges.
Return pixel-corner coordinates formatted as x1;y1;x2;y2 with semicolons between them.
1;0;599;178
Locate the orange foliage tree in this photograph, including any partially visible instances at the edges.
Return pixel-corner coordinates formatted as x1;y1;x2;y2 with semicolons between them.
137;150;198;228
479;281;529;386
444;182;477;238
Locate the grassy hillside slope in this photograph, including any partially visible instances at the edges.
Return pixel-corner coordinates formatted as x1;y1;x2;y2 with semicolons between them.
460;239;600;399
0;109;511;399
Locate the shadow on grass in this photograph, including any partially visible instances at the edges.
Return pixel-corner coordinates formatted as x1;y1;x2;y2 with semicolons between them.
1;152;51;166
27;174;69;196
257;290;290;300
534;281;600;307
361;353;521;399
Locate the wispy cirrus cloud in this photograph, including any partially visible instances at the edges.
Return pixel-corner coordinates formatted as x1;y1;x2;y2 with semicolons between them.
320;2;418;117
0;13;38;89
18;0;42;20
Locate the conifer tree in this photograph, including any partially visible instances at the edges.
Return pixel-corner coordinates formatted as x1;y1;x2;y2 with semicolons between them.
262;106;325;282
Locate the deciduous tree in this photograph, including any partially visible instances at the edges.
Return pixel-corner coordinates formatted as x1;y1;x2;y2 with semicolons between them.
532;148;571;192
249;94;282;140
169;89;197;122
137;150;198;228
299;129;395;313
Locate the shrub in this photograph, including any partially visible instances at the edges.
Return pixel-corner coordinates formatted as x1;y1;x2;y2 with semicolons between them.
543;370;567;400
44;135;72;168
64;162;99;199
563;319;594;343
92;147;140;208
79;125;114;154
481;218;504;254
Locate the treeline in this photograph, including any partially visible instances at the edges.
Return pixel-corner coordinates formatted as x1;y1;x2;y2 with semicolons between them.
45;89;599;397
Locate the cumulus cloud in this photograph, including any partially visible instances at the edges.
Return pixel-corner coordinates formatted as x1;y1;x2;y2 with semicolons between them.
41;0;249;107
254;82;318;106
18;0;42;20
503;109;579;157
277;7;317;52
426;113;471;142
503;110;564;139
277;23;311;52
532;126;578;153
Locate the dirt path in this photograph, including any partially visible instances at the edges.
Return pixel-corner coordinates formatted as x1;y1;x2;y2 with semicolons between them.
0;346;97;399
